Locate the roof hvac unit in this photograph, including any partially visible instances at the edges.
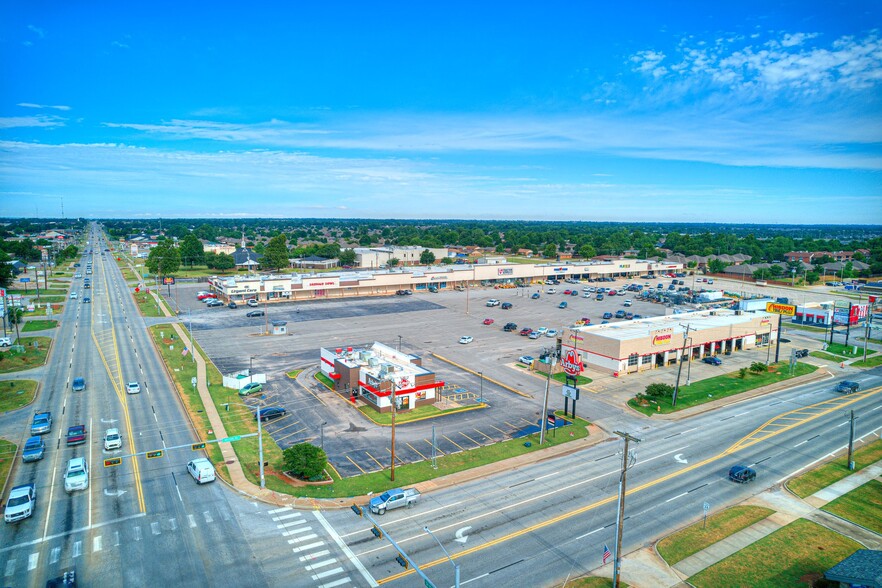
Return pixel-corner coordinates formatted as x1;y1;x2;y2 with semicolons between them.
368;358;380;368
735;310;743;315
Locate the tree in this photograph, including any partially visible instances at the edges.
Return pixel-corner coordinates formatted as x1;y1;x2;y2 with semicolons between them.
739;367;748;379
0;250;13;288
338;249;356;267
707;259;728;274
387;258;400;268
805;271;820;285
358;234;372;247
440;257;454;265
179;234;205;267
543;243;558;258
578;244;596;259
263;235;290;271
419;249;436;265
750;361;767;373
145;241;181;277
644;382;674;399
283;443;327;480
214;253;235;273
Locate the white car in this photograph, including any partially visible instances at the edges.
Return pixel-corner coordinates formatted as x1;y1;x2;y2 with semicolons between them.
0;337;11;347
126;381;141;394
70;292;78;299
545;329;558;338
104;428;122;451
63;457;89;493
187;458;216;484
4;485;35;523
518;355;535;365
459;336;473;344
536;327;548;334
246;299;259;307
486;299;500;307
546;288;557;294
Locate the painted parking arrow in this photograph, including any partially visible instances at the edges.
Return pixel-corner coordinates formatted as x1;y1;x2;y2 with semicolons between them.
674;454;688;464
104;489;127;497
455;526;472;544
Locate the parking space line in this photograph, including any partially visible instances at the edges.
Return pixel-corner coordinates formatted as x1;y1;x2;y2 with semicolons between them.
345;455;366;474
459;431;481;447
489;424;509;436
443;435;465;451
274;426;308;444
503;421;519;429
406;442;428;460
473;428;494;441
364;452;384;468
424;439;445;455
382;447;406;464
267;420;303;435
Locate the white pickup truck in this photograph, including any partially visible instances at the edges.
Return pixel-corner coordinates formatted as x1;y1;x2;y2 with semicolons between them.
369;488;420;515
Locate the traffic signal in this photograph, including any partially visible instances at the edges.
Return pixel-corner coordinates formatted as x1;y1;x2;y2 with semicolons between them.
371;526;383;539
103;457;122;467
350;504;362;517
145;450;163;459
395;554;408;569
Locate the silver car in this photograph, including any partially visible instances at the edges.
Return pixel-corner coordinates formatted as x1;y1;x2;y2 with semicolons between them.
64;457;89;493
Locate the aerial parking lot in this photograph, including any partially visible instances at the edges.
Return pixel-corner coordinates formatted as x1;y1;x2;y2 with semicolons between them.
174;278;788;477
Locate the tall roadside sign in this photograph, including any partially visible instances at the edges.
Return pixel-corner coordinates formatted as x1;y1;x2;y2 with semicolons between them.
765;302;796;363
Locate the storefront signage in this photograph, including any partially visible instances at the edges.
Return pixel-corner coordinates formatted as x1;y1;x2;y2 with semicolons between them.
497;268;513;275
430;276;448;281
305;279;338;288
651;327;674;347
567;333;585;343
162;277;176;285
560;348;583;376
765;302;796;316
552;267;569;272
562;385;580;400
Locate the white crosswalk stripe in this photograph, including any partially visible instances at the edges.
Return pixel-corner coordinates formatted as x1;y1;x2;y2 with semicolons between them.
299;549;330;561
50;547;61;564
305;558;337;571
93;535;103;553
203;511;213;524
291;541;324;553
272;512;301;521
28;553;39;570
151;522;161;535
188;514;197;528
72;541;81;558
282;525;312;537
312;567;345;580
4;558;15;577
318;578;352;588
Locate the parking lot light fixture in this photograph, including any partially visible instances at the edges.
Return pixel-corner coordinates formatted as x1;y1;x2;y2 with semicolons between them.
321;421;327;450
478;372;483;404
249;355;256;384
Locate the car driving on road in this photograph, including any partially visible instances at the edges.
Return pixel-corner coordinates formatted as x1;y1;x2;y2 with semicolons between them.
4;484;36;523
702;356;722;366
126;381;141;394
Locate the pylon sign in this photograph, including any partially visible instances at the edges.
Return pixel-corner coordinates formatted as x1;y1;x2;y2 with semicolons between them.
765;302;796;316
560;348;583;376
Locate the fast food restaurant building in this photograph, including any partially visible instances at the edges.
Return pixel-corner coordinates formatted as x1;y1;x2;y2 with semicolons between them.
561;309;777;377
207;259;684;303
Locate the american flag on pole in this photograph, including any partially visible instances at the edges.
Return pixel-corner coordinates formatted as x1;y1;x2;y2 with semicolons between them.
602;544;612;565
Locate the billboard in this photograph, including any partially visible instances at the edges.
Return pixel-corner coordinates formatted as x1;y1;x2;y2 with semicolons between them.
765;302;796;316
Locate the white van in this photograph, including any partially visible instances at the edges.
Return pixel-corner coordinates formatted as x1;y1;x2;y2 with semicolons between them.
187;458;216;484
64;457;89;493
624;299;633;307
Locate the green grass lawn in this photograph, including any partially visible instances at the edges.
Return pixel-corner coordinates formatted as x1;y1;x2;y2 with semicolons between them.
0;439;17;489
688;519;861;588
628;361;818;416
357;402;481;425
0;337;52;373
824;342;876;358
286;369;303;378
852;354;882;368
821;479;882;534
811;351;843;362
657;506;775;565
787;439;882;498
0;380;38;412
134;291;166;317
557;578;628;588
785;323;829;334
22;320;58;332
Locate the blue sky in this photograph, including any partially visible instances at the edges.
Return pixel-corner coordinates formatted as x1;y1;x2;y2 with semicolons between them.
1;1;881;223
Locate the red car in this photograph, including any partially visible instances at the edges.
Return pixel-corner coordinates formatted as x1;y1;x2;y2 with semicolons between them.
608;290;617;296
519;328;533;336
563;289;572;295
581;317;591;324
197;293;217;301
66;425;87;446
483;318;495;325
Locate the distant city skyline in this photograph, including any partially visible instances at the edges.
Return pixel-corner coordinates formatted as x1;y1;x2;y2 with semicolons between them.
1;2;881;223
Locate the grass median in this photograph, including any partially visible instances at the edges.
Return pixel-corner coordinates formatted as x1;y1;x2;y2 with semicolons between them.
821;479;882;534
0;439;18;492
786;439;882;498
0;337;52;374
0;380;38;413
688;519;861;588
657;505;774;566
628;361;818;416
22;320;58;332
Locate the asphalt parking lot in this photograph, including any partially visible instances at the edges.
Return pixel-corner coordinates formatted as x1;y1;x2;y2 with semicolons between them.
173;278;813;477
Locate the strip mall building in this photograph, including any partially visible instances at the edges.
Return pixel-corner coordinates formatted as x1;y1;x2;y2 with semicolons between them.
561;309;777;376
319;342;442;413
208;259;684;303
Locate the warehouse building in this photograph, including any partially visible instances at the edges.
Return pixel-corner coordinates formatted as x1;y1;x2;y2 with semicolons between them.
319;342;443;413
561;309;777;376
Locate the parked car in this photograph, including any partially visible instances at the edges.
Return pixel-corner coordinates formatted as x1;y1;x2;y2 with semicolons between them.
835;381;860;394
545;329;558;338
602;312;613;319
625;312;634;320
187;458;216;484
4;484;36;523
104;428;122;451
519;328;533;336
531;293;540;299
255;407;288;422
563;289;572;295
794;348;809;358
459;335;473;344
66;425;87;446
558;301;568;309
518;355;534;364
72;377;86;392
486;299;500;307
246;310;265;317
501;302;513;310
596;294;604;301
64;458;89;493
239;382;263;396
126;381;141;394
728;465;756;483
536;327;548;334
623;299;633;307
702;356;722;366
0;337;12;347
228;301;238;309
482;318;495;325
22;436;45;462
503;322;518;332
546;288;557;294
197;293;217;301
528;331;541;339
615;310;626;319
246;299;260;307
206;299;224;307
570;290;578;296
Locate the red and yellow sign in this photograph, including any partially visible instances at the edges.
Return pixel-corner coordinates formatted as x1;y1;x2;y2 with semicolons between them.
765;302;796;316
560;348;583;376
651;327;674;347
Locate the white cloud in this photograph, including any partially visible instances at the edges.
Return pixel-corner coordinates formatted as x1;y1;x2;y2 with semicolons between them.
0;115;65;129
27;25;45;38
111;40;130;49
17;103;71;111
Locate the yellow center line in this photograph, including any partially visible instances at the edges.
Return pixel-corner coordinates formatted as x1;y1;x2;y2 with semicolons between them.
378;386;882;584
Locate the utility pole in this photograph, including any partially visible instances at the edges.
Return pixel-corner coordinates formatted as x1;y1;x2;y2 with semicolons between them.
672;324;691;407
847;410;856;471
389;380;397;481
612;431;640;588
539;351;556;445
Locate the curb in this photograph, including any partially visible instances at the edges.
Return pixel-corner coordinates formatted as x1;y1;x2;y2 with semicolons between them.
432;352;533;398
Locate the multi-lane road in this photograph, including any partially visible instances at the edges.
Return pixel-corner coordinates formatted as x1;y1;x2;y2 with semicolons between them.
2;228;880;588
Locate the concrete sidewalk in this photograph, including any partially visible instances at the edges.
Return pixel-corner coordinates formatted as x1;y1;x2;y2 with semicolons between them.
805;463;882;507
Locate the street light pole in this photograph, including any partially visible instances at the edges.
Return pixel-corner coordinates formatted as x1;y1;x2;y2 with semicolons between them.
320;421;327;450
478;371;483;404
257;399;265;489
397;335;402;352
423;526;461;588
389;379;397;481
249;355;256;384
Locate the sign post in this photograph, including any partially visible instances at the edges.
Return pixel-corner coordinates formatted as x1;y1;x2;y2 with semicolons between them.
560;348;583;419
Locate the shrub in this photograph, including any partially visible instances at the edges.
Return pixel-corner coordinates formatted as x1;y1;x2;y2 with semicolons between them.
749;362;767;374
739;367;748;379
645;383;674;399
283;443;328;480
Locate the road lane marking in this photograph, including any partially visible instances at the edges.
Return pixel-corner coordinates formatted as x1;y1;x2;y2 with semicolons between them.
300;550;331;561
151;522;161;535
133;526;141;541
50;547;61;564
378;389;882;584
203;511;213;524
318;577;351;588
277;520;307;529
313;567;345;581
282;526;313;537
666;492;688;503
345;455;366;474
305;559;338;571
314;510;379;588
424;438;445;455
27;553;38;570
291;541;324;553
406;442;427;460
473;428;494;441
364;452;384;468
72;541;81;558
3;558;13;577
268;507;291;514
443;435;465;451
93;536;102;553
188;514;197;528
273;513;301;521
459;431;481;447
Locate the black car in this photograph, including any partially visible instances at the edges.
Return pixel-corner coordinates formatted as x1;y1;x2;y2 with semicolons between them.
835;381;860;394
255;407;287;422
728;465;756;483
794;348;809;358
206;299;224;307
501;302;513;309
246;310;265;318
503;322;518;332
228;301;238;309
